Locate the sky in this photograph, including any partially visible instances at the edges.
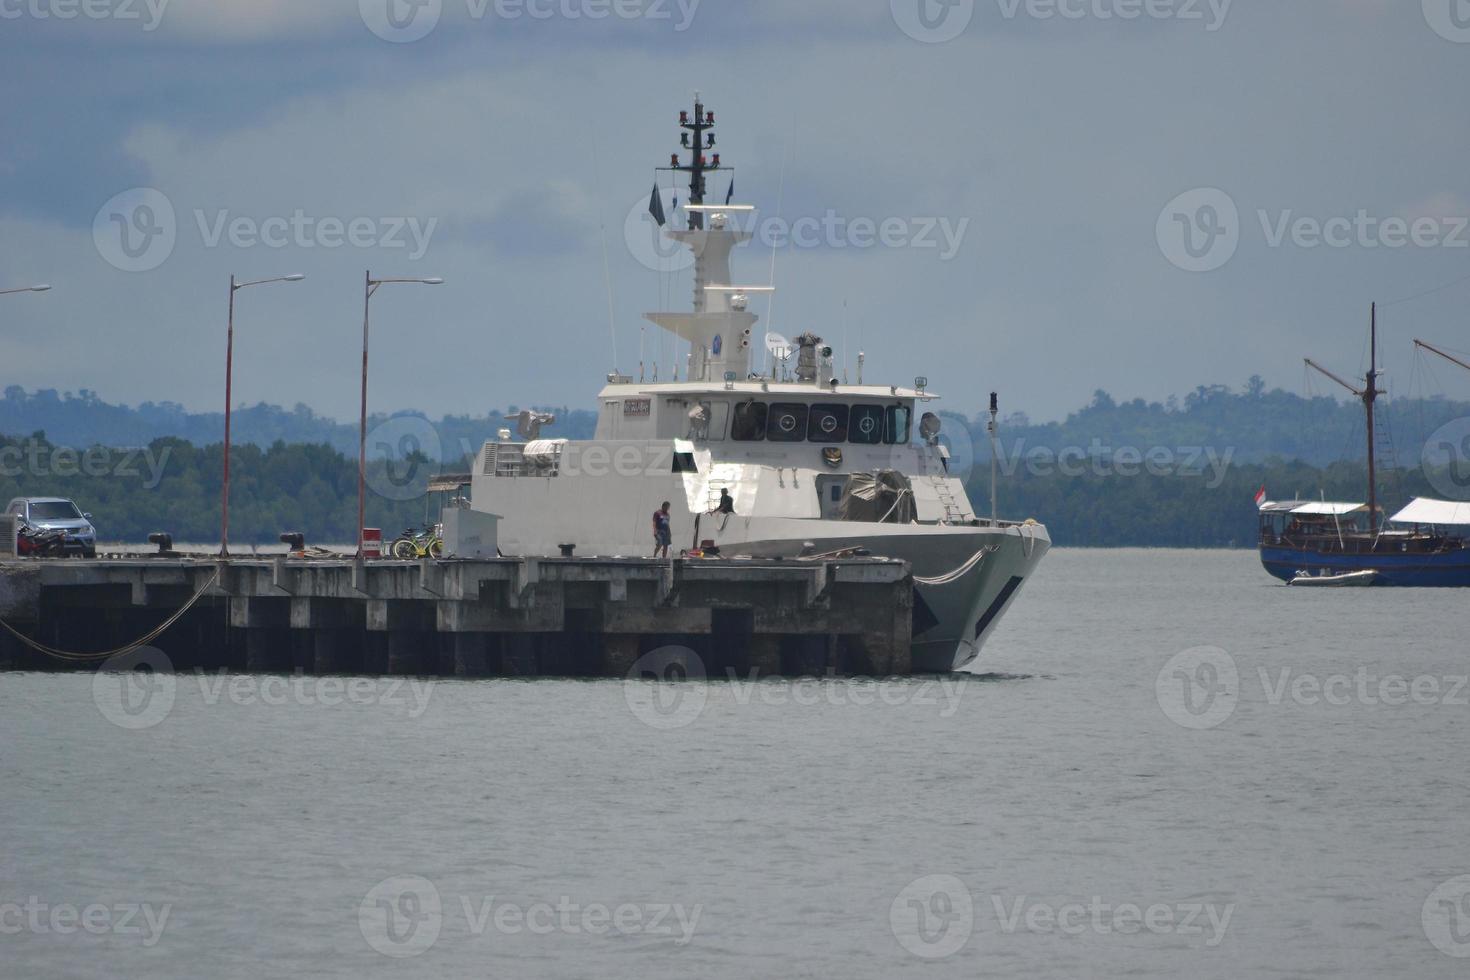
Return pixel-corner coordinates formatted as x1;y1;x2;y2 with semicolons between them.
2;0;1470;425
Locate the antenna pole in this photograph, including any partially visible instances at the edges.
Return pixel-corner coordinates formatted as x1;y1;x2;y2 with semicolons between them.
988;392;1000;526
670;95;721;231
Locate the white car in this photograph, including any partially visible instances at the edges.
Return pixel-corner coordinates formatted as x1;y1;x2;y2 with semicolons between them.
6;497;97;558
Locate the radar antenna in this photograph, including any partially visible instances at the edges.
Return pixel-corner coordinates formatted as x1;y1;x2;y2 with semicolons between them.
658;93;727;231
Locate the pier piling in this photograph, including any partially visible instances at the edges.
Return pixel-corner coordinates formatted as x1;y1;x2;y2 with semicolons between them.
0;555;915;678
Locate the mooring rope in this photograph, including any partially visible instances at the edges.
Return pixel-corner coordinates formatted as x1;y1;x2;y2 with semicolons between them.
1017;523;1038;559
0;568;220;663
914;547;992;587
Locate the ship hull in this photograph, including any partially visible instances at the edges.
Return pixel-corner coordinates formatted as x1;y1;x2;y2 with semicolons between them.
476;441;1050;672
1260;545;1470;587
726;521;1050;672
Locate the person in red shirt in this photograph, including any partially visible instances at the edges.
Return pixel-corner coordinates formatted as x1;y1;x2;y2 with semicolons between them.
652;501;672;559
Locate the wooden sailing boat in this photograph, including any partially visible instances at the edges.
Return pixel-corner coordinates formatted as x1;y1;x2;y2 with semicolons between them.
1257;304;1470;586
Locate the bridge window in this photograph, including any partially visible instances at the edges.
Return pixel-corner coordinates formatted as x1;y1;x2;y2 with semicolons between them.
705;401;728;441
731;401;768;441
850;405;884;445
808;404;849;443
884;405;912;445
767;404;809;442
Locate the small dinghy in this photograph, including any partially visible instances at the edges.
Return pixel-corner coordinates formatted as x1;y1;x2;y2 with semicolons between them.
1289;569;1379;587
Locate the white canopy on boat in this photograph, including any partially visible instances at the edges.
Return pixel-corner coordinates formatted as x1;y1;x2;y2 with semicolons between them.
1389;497;1470;526
1289;502;1367;516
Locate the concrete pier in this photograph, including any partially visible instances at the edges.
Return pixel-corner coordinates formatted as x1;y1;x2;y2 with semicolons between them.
0;555;915;677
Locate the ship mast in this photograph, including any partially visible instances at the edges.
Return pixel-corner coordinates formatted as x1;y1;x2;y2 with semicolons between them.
644;97;759;383
1304;303;1385;528
661;94;724;231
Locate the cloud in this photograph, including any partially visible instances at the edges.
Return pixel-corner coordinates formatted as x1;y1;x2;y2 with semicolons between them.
2;2;1469;426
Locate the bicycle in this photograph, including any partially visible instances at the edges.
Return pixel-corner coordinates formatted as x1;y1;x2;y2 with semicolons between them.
390;523;444;560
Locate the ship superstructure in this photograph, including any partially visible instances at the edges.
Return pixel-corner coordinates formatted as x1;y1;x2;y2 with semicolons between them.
469;99;1050;670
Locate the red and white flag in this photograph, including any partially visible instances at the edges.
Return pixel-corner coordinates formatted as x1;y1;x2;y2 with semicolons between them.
1254;486;1267;507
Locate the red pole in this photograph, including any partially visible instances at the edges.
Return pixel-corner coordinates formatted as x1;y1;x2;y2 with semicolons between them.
221;275;236;557
358;271;371;558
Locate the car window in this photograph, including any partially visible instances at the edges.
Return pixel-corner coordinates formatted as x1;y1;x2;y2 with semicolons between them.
28;501;82;520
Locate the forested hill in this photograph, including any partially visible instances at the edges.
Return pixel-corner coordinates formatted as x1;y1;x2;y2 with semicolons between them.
954;380;1470;469
4;378;1470;468
0;387;596;461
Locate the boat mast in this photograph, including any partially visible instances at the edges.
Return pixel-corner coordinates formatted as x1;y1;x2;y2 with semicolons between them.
1366;303;1379;530
1303;302;1384;528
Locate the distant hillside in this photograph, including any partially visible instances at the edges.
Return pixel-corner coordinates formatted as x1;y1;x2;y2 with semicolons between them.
952;380;1470;470
3;378;1469;470
0;387;597;461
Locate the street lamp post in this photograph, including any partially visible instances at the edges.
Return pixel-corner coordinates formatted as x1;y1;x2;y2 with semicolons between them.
0;284;51;296
221;273;305;556
359;272;445;557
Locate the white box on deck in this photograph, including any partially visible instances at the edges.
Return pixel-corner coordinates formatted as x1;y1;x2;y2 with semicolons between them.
442;509;499;559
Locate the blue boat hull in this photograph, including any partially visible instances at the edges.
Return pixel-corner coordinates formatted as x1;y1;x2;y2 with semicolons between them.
1260;545;1470;587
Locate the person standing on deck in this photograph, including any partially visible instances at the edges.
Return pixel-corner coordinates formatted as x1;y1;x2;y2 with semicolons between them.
653;502;673;559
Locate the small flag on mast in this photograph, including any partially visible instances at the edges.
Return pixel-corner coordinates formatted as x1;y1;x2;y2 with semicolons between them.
1254;486;1267;507
648;182;666;227
725;178;735;205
